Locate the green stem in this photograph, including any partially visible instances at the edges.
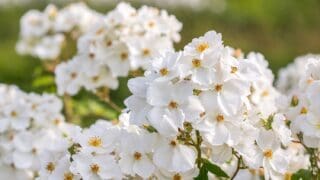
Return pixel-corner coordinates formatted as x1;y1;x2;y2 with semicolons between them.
63;94;74;123
231;155;242;180
195;130;202;168
297;133;320;179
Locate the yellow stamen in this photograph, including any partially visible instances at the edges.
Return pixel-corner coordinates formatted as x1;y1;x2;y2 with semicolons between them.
159;68;169;76
88;136;102;147
196;42;209;53
263;149;273;158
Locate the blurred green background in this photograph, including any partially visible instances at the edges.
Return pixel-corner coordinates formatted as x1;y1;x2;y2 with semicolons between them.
1;0;320;91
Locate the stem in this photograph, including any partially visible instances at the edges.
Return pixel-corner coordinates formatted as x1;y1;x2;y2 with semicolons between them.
103;97;122;113
297;134;320;179
195;130;202;168
231;155;241;180
63;94;74;122
95;89;122;114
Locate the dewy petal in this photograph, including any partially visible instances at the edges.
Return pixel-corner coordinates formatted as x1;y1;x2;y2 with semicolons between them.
133;156;155;178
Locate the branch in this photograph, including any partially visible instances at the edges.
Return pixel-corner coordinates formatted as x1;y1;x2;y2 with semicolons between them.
231;154;242;180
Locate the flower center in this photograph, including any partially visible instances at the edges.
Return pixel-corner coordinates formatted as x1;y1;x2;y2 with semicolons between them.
261;90;269;97
133;152;142;160
168;101;178;109
90;164;100;174
263;149;273;159
192;59;201;68
46;162;55;173
10;111;18;117
173;173;182;180
170;140;177;147
230;66;238;73
92;76;100;82
89;53;95;59
148;21;155;28
214;84;223;92
64;172;74;180
216;114;224;122
88;136;102;147
142;48;151;56
106;40;112;47
196;42;209;53
300;107;308;114
70;72;77;79
159;68;169;76
120;52;128;61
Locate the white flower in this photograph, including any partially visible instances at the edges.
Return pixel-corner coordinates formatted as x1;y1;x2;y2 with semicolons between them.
33;34;64;60
55;60;83;95
70;152;121;180
153;138;197;173
256;130;289;180
75;122;120;154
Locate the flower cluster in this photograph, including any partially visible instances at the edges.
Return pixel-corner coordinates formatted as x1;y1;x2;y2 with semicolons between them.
0;84;79;179
123;31;307;179
54;2;182;96
276;54;320;94
16;3;102;60
278;55;320;151
9;2;320;179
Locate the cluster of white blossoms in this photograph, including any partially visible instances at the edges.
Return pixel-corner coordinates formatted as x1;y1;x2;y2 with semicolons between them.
16;3;102;60
123;31;310;179
0;84;80;179
8;2;320;179
276;54;320;94
278;56;320;148
54;2;182;96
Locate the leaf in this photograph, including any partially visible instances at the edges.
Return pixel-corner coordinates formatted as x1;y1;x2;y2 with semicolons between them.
32;75;54;88
291;169;312;180
194;165;208;180
202;159;229;178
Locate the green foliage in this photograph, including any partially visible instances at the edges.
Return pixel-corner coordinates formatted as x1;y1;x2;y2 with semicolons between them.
292;169;313;180
195;159;229;179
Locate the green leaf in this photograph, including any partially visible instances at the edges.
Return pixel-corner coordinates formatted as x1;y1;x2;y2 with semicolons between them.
292;169;312;180
32;75;54;88
194;165;208;180
203;159;229;178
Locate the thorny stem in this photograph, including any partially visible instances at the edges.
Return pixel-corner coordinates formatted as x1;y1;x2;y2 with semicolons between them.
297;133;320;179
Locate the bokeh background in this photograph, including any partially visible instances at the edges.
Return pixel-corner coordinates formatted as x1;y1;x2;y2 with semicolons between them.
1;0;320;96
